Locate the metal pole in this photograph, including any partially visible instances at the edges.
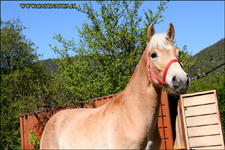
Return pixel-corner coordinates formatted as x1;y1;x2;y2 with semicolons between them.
191;62;225;80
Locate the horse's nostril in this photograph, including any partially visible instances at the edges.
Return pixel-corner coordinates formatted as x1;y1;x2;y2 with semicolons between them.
173;84;179;90
172;76;179;89
173;76;176;82
187;76;190;85
186;74;189;85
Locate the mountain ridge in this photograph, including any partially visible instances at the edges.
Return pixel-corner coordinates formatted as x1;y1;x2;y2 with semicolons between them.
188;38;224;78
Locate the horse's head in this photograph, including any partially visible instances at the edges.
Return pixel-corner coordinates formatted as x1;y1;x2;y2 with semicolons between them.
146;23;190;94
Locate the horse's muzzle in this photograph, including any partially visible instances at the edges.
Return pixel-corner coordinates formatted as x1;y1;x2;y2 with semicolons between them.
172;74;190;94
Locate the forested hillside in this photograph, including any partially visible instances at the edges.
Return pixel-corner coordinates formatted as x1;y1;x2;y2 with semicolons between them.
188;38;224;78
41;58;59;74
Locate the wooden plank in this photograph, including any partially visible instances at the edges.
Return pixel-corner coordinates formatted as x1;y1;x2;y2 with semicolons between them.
102;98;108;106
159;128;165;139
161;91;167;105
189;135;223;147
161;105;167;116
195;145;224;149
20;116;25;149
94;99;99;107
160;91;174;150
186;114;218;127
161;140;166;149
184;103;217;117
163;115;171;127
181;90;214;98
24;115;30;149
187;124;221;137
159;106;162;117
183;92;215;107
164;127;172;139
177;99;187;148
158;117;163;128
165;138;174;150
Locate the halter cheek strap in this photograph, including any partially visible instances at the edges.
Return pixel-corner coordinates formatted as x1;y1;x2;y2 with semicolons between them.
147;54;183;87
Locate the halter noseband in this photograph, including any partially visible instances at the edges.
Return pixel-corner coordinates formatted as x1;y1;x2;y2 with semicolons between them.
147;52;183;88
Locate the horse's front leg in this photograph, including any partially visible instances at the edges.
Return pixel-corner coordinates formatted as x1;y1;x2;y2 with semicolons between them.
145;127;161;149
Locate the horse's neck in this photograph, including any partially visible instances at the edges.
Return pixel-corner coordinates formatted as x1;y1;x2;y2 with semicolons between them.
123;48;162;129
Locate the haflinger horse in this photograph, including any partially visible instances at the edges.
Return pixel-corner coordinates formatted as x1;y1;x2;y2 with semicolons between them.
40;23;190;149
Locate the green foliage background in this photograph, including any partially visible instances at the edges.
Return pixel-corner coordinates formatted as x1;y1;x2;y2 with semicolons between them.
1;18;45;149
0;1;224;149
50;1;169;100
0;18;73;149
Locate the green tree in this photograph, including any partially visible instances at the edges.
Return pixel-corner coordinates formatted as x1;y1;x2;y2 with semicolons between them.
179;45;195;73
51;0;170;101
0;18;47;149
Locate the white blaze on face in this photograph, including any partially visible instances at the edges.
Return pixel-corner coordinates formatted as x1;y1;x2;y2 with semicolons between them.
165;62;189;93
167;45;172;50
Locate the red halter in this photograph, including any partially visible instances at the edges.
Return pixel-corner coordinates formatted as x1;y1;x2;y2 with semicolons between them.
147;53;183;87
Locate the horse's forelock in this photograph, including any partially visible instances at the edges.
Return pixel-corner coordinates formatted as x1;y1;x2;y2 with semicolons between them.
149;33;169;51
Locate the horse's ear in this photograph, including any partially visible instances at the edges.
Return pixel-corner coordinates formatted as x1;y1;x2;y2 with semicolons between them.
167;23;175;41
147;23;155;44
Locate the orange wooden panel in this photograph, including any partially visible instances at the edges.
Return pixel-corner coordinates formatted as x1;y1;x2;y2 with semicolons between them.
158;117;163;128
159;91;174;150
164;127;173;139
165;138;174;150
20;116;25;149
159;128;165;139
159;106;162;117
163;116;172;127
161;140;166;149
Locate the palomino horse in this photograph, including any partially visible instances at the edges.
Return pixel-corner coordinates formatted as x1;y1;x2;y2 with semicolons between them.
40;23;190;149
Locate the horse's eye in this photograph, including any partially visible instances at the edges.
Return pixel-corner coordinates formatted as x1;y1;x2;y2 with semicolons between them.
178;51;182;57
151;52;157;59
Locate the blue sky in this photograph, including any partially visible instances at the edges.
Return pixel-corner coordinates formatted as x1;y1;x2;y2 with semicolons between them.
1;1;224;60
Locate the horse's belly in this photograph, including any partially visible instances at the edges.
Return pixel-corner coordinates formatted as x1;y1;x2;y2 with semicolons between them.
58;124;142;149
59;133;108;149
